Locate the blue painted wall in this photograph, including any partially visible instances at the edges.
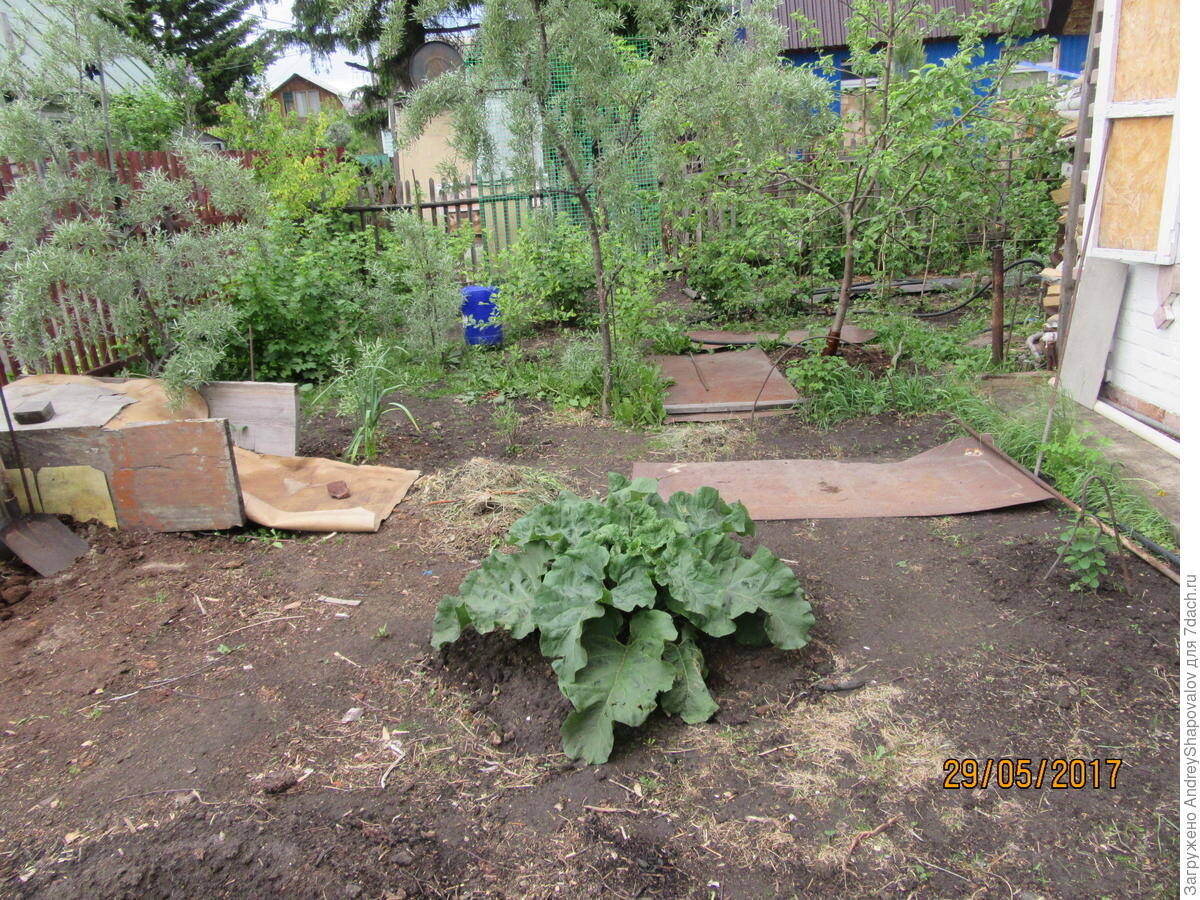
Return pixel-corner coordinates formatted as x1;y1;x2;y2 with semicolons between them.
785;34;1084;112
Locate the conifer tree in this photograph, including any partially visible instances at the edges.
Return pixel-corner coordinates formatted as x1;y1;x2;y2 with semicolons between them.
121;0;279;121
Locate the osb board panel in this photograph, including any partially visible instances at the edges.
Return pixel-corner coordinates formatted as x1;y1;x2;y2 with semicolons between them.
107;420;243;531
630;438;1053;520
1098;116;1172;252
1113;0;1179;101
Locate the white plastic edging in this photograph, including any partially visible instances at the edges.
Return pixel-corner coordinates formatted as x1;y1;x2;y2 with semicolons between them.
1092;400;1180;458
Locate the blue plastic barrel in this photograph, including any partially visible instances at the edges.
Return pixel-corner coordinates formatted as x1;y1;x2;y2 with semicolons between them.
461;285;503;347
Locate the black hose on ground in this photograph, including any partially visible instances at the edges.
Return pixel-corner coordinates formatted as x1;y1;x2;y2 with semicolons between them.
909;257;1047;318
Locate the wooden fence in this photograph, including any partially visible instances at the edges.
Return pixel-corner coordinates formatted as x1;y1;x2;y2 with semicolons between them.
0;149;255;384
346;176;552;266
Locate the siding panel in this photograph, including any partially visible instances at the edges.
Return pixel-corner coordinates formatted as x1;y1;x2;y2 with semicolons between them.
1103;261;1179;416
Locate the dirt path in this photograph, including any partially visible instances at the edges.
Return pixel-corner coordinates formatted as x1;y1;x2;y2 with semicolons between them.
0;409;1177;898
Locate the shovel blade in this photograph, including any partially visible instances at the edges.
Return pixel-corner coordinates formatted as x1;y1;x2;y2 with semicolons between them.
0;515;88;577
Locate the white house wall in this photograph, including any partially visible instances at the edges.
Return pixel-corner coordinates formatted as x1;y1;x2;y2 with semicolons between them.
1103;261;1179;418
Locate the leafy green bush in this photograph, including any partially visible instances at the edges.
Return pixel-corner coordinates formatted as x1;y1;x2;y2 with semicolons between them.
494;214;663;342
1057;525;1116;593
109;83;185;151
432;474;814;763
494;214;595;334
220;216;376;382
216;94;363;218
552;336;666;426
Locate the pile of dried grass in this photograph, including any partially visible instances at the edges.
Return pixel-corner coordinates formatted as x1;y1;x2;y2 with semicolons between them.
416;458;569;543
647;420;757;462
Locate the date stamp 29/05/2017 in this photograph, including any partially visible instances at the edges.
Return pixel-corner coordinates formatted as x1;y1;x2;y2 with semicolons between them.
942;758;1123;790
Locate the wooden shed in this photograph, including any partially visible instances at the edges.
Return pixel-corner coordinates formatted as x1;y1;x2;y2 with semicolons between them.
268;73;346;120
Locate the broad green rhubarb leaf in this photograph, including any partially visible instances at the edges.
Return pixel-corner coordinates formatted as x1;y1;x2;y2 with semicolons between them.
431;541;555;647
605;552;657;612
666;486;754;537
536;541;611;685
560;609;678;763
661;630;718;724
507;492;612;551
713;547;813;650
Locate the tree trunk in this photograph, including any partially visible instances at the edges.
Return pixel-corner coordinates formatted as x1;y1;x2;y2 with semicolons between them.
990;243;1005;365
584;216;614;415
824;217;856;356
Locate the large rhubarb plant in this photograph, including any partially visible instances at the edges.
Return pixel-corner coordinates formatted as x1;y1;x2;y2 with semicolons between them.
432;474;814;763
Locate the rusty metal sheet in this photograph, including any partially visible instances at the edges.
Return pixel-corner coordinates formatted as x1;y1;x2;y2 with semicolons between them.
630;437;1054;520
653;348;799;415
665;409;791;424
687;329;811;347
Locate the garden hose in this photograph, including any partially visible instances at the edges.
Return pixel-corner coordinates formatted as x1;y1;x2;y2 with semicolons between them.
909;258;1046;318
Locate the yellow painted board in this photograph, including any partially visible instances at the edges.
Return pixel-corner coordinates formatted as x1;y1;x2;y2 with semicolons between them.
4;465;117;527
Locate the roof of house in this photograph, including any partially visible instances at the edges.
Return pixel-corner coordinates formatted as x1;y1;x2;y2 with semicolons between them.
267;71;347;100
771;0;1068;52
0;0;154;92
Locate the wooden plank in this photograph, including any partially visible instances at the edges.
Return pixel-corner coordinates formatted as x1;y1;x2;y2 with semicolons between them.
1059;258;1130;406
106;419;243;531
200;381;299;457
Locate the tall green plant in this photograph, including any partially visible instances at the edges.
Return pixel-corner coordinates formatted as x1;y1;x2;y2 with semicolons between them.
372;209;471;358
401;0;671;415
316;338;419;463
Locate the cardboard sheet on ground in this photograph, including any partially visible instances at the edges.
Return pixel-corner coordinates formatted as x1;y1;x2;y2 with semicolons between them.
1;375;418;532
631;437;1053;520
233;449;418;532
655;348;800;417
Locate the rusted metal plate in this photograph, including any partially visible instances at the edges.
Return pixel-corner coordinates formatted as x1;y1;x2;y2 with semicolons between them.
107;420;244;532
653;348;800;415
0;514;88;576
631;437;1054;520
687;329;811;347
665;409;792;424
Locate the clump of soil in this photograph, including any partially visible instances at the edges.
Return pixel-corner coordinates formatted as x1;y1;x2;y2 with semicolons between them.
437;630;569;754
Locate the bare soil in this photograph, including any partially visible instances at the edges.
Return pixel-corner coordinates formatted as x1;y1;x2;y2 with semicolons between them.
0;404;1178;899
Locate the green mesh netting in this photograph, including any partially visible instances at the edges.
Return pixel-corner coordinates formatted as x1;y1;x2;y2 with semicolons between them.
467;39;661;257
